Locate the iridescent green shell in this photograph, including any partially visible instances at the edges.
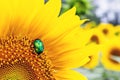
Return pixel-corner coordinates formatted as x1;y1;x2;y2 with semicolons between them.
33;39;44;55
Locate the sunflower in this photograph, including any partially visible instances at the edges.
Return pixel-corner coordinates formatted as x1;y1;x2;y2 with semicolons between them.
101;37;120;71
82;43;101;69
81;27;106;45
0;0;90;80
97;23;115;38
74;27;104;69
76;27;104;69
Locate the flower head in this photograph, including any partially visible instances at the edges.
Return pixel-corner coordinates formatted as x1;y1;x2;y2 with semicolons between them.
97;23;115;38
79;27;105;45
0;0;89;79
101;37;120;71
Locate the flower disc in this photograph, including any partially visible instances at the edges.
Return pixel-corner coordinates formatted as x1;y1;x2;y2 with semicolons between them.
0;35;55;80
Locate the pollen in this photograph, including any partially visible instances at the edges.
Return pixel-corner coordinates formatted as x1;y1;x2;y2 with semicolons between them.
0;35;55;80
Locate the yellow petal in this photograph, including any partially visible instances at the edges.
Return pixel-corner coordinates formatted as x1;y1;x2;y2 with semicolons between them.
55;70;87;80
41;7;86;43
0;1;12;36
0;0;44;36
27;0;61;39
46;27;90;69
83;43;101;69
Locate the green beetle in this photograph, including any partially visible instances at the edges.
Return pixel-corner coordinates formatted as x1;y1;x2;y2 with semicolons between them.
33;39;44;55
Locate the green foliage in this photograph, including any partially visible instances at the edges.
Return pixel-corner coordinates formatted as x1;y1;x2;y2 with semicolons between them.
61;0;92;19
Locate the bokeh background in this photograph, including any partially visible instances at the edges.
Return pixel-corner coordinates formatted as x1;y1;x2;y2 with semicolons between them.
61;0;120;80
62;0;120;25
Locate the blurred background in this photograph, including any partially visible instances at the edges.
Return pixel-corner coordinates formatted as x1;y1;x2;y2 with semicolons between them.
61;0;120;25
61;0;120;80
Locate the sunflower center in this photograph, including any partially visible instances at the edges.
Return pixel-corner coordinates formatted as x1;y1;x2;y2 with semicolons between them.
0;60;37;80
109;48;120;64
0;35;55;80
90;35;99;44
102;29;108;35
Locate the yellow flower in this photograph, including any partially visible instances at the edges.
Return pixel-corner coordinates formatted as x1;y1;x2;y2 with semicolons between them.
101;37;120;71
77;27;105;69
97;23;115;38
0;0;89;80
79;27;105;46
82;43;101;69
